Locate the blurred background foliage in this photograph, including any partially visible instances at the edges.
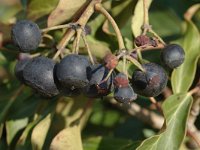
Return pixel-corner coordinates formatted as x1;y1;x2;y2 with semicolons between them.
0;0;200;150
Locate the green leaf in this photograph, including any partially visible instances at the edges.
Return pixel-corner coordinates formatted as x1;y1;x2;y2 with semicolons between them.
136;93;193;150
50;125;83;150
131;0;153;37
31;113;53;150
0;4;21;24
0;124;3;139
171;20;200;93
6;118;28;145
28;0;59;20
83;136;140;150
47;0;87;27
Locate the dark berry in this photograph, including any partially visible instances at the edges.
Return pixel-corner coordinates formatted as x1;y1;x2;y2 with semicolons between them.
11;20;41;52
84;64;114;98
61;87;81;97
131;63;167;97
114;85;137;103
56;54;91;89
161;44;185;69
15;59;30;83
23;56;59;97
135;35;150;47
114;73;129;88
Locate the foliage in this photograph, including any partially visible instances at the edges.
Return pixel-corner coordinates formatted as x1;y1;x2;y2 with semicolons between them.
0;0;200;150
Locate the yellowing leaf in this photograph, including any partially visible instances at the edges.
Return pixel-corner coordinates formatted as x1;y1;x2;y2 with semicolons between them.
31;114;52;150
131;0;153;37
50;125;83;150
136;93;193;150
28;0;59;20
47;0;87;27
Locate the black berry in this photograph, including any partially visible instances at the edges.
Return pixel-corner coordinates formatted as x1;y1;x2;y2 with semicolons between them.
114;85;137;103
15;59;30;83
56;54;91;89
131;63;167;97
11;20;41;52
23;56;59;97
161;44;185;69
84;64;114;98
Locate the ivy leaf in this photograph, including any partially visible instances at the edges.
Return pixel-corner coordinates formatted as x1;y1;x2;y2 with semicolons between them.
50;125;83;150
136;93;193;150
6;118;28;145
27;0;59;20
131;0;153;37
83;136;140;150
31;113;53;150
47;0;87;27
171;20;200;93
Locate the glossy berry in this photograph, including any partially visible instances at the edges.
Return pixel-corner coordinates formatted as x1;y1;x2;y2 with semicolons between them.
114;85;137;103
11;20;41;52
131;63;167;97
23;56;59;97
84;64;114;98
15;59;30;83
114;73;129;88
161;44;185;69
56;54;91;89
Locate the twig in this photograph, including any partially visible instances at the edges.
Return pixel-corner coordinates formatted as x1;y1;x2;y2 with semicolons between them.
81;31;95;64
53;0;102;60
109;98;164;129
95;4;125;50
41;24;71;32
187;93;200;148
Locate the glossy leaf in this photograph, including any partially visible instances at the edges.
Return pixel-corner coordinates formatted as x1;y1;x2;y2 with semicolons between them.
50;125;83;150
28;0;59;20
171;20;200;93
47;0;87;27
132;0;153;37
136;93;193;150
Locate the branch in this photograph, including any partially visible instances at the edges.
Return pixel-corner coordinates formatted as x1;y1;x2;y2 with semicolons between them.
53;0;102;60
109;98;164;129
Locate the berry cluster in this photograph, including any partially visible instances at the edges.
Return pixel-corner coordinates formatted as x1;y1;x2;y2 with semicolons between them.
12;20;185;103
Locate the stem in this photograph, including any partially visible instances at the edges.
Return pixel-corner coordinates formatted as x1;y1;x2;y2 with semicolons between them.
53;0;102;60
75;28;82;54
81;32;95;64
41;24;70;32
149;97;163;115
123;56;127;76
187;130;200;148
188;86;200;95
95;4;125;50
149;29;166;45
126;55;145;72
99;69;114;84
142;0;149;35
